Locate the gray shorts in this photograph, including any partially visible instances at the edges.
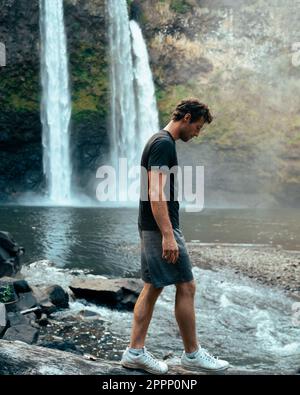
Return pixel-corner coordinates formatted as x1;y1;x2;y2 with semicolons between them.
139;227;194;288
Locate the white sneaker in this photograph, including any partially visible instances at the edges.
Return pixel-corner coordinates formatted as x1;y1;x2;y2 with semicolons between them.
181;347;229;372
120;346;168;374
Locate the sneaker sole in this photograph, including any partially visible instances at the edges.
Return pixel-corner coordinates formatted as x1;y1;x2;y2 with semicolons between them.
121;361;168;375
181;361;229;373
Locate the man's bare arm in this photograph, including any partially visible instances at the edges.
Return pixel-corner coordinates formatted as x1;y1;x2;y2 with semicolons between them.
148;170;179;264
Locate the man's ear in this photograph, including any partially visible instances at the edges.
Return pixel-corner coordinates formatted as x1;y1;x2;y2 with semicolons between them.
184;113;191;122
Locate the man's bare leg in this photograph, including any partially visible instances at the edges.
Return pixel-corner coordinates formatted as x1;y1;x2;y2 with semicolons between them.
129;283;164;348
174;280;199;353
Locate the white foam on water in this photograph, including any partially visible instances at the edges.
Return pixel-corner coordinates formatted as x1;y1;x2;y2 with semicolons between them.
20;261;300;371
21;260;107;289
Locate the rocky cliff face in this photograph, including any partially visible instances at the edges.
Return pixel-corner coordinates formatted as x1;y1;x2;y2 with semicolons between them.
131;0;300;207
0;0;299;206
0;0;110;201
0;0;42;200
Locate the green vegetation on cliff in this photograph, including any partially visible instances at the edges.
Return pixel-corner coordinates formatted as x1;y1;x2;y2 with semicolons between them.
0;65;40;112
71;42;109;119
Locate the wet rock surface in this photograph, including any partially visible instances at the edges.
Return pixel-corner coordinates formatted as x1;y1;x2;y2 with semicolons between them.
0;275;71;345
37;313;125;361
0;339;234;375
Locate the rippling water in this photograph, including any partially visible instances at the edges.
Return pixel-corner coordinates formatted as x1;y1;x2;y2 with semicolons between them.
2;205;300;373
0;206;299;275
22;262;300;374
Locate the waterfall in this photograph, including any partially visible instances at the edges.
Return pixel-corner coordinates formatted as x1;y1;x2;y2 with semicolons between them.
106;0;159;187
130;20;160;152
107;0;137;171
40;0;72;205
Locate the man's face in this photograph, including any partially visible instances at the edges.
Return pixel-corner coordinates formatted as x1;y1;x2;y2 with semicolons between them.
179;115;206;142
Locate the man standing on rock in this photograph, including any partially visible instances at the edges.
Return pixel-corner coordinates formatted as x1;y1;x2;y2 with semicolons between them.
121;98;229;374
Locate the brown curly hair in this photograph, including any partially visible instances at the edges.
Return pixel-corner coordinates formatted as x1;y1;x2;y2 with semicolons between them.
172;98;213;124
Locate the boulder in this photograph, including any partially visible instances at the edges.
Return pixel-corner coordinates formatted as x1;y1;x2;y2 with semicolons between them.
69;278;143;310
31;284;69;315
0;303;7;336
2;324;39;344
31;286;56;315
45;285;69;308
36;313;49;327
0;232;24;277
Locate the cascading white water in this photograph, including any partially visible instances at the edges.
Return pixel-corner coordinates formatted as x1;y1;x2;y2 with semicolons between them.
130;20;160;152
106;0;159;196
107;0;137;171
40;0;72;205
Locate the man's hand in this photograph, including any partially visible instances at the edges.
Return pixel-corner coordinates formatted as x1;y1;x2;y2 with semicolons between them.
162;234;179;264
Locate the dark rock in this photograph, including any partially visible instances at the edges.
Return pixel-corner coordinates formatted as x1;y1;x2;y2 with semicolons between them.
45;285;69;308
38;340;83;356
15;292;38;311
69;278;143;310
37;313;49;327
0;276;31;294
0;232;24;276
2;324;39;344
0;303;7;336
119;293;137;310
30;287;56;315
31;285;68;315
13;280;31;294
0;255;18;278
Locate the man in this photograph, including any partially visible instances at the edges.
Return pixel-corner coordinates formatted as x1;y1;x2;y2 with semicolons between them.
121;98;229;374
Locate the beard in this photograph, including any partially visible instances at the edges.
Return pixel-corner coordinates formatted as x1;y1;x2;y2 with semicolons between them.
179;127;190;142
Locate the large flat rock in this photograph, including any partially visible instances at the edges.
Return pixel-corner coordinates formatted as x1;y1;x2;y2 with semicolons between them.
69;278;143;310
0;340;279;375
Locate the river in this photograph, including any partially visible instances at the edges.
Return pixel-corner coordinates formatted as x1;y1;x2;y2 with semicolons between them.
1;206;300;373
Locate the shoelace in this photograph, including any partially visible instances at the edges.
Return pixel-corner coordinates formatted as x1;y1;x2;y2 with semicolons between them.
143;349;162;368
201;348;219;364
